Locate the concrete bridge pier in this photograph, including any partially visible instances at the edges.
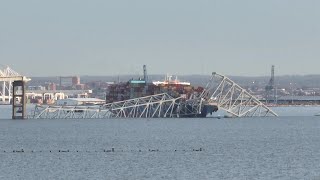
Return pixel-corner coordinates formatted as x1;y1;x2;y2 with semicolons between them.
12;80;26;119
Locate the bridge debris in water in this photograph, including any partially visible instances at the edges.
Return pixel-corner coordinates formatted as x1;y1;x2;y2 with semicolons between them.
31;72;277;119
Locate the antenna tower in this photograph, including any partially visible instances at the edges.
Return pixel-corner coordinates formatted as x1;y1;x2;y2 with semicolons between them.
265;65;276;104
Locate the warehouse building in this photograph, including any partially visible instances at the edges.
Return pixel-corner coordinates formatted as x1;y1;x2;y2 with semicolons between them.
56;98;105;106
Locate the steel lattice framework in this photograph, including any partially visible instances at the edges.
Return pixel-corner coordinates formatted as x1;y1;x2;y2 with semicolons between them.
31;93;207;119
31;72;277;119
32;105;112;119
102;93;181;118
31;93;205;119
201;72;277;117
0;66;30;104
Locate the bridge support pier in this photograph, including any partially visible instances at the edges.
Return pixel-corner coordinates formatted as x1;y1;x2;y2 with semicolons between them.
12;81;26;119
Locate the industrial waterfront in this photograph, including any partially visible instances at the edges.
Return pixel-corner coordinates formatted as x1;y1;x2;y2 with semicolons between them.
1;66;279;119
4;65;320;110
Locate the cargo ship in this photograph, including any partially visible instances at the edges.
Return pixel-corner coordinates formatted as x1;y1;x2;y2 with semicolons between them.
106;71;218;117
106;74;203;103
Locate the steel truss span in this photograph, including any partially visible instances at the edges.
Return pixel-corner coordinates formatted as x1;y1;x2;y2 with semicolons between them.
201;72;278;117
102;93;181;118
31;72;277;119
32;105;113;119
31;93;204;119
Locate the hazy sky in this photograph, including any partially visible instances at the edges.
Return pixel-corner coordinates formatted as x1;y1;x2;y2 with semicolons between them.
1;0;320;77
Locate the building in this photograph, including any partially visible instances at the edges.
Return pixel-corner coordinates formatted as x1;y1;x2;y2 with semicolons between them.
47;83;57;91
72;76;80;85
28;86;46;91
59;76;80;89
56;98;105;106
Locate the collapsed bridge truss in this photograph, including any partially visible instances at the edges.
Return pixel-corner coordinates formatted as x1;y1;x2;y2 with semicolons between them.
31;72;277;119
31;93;204;119
201;72;277;117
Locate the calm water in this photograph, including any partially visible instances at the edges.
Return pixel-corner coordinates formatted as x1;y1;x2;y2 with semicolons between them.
1;106;320;179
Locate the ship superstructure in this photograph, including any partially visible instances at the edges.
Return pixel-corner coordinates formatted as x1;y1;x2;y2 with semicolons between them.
152;74;191;86
106;74;202;103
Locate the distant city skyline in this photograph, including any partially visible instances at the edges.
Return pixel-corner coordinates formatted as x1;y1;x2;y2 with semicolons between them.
1;0;320;77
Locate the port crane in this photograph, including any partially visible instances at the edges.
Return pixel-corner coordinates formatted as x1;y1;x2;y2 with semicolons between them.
0;66;30;104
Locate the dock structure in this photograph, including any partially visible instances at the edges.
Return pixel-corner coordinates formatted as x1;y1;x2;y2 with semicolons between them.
31;72;277;119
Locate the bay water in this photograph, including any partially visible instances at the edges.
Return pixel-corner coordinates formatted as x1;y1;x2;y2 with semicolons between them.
0;105;320;179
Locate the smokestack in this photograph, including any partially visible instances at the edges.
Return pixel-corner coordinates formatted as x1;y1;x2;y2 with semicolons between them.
143;65;148;83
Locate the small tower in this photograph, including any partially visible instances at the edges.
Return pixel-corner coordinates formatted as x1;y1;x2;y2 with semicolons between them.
143;65;148;83
265;65;276;104
12;80;26;119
